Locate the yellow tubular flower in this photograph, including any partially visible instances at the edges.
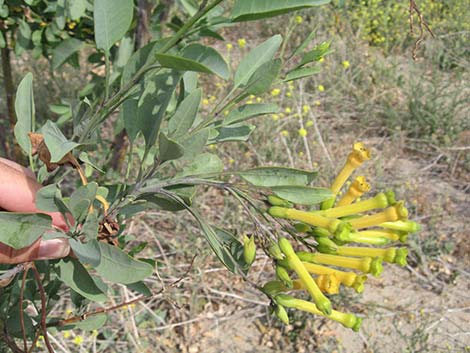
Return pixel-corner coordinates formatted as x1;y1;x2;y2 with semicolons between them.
278;238;332;315
301;262;367;293
336;246;409;267
331;142;371;195
315;274;340;294
348;201;408;229
318;191;395;218
297;251;383;277
292;274;340;294
380;220;421;233
336;176;371;207
357;229;402;242
339;230;393;245
275;294;363;331
269;207;341;234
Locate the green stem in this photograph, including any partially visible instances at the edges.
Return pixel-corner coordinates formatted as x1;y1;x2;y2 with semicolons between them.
104;51;111;101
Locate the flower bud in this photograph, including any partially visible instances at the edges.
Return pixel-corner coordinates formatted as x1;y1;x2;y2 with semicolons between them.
267;195;293;208
243;235;256;266
274;304;290;325
268;242;285;260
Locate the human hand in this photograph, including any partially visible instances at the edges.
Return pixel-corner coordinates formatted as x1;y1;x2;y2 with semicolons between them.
0;157;70;264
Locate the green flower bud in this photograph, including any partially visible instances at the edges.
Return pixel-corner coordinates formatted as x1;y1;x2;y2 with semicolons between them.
262;280;287;296
276;264;293;288
268;195;293;208
274;304;290;325
268;242;285;260
243;235;256;266
294;223;312;233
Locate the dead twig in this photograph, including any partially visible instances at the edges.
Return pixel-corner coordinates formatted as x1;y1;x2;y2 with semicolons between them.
31;263;54;353
409;0;435;60
19;262;33;353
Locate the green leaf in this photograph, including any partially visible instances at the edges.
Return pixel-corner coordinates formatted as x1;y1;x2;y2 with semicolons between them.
284;66;321;82
270;186;333;205
243;59;281;95
178;128;209;159
126;281;152;296
234;35;282;88
41;120;80;163
0;213;52;249
115;35;134;69
158;132;184;163
69;239;101;267
155;53;213;74
168;88;201;137
180;153;223;177
57;258;108;302
231;0;330;21
14;73;35;155
15;19;32;55
36;184;60;212
55;0;66;29
292;29;317;57
209;123;255;143
67;0;87;20
67;182;98;223
82;211;99;240
192;212;246;274
181;44;229;80
239;167;317;187
52;38;85;70
133;71;180;150
223;103;278;125
94;0;133;51
95;243;154;284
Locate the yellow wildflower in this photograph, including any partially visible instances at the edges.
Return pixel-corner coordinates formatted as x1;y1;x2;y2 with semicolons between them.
202;98;210;106
281;130;289;137
271;88;281;96
318;85;325;92
342;60;350;69
302;105;310;113
295;15;303;24
73;336;84;346
306;121;314;127
271;114;279;121
226;43;233;50
298;128;307;137
314;100;321;106
238;38;246;48
285;107;292;114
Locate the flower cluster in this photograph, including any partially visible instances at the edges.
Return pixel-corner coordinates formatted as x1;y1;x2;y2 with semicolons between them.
263;142;420;331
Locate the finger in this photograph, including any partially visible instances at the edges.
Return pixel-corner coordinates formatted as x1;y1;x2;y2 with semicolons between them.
0;159;70;230
0;238;70;265
0;157;36;179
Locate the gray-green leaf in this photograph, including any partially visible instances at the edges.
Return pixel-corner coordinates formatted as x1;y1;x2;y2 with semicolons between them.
231;0;330;21
0;213;52;249
239;167;317;187
57;258;108;302
270;186;333;205
14;73;35;155
95;243;154;284
94;0;133;51
234;35;282;88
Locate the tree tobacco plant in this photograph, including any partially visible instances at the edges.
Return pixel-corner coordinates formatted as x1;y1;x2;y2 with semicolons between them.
0;0;421;351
